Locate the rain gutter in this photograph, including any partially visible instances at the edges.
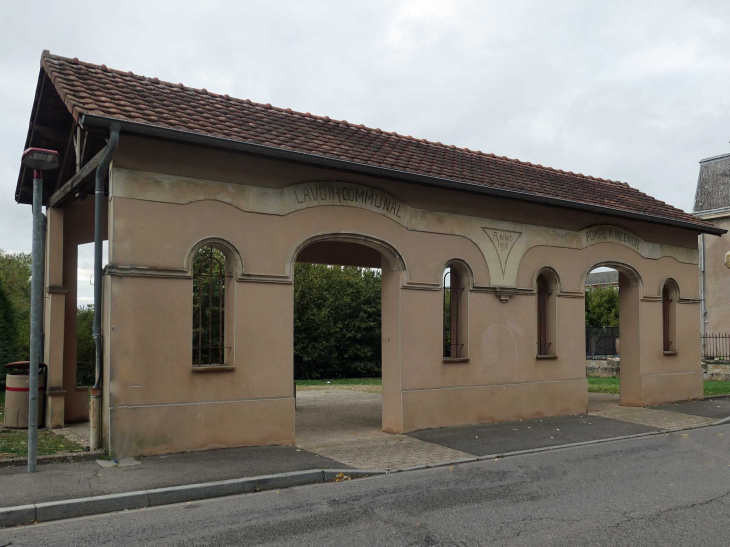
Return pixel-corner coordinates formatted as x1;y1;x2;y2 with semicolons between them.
89;122;120;452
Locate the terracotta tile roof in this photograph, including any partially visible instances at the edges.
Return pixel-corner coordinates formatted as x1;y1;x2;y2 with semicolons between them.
39;51;714;230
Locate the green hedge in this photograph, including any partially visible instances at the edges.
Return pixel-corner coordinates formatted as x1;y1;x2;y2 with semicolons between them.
294;264;381;379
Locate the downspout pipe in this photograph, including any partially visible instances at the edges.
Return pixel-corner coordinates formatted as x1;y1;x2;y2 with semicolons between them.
90;123;120;452
700;233;707;354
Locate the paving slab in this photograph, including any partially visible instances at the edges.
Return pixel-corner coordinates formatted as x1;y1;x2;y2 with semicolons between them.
654;397;730;420
296;389;471;469
0;445;346;509
408;414;658;456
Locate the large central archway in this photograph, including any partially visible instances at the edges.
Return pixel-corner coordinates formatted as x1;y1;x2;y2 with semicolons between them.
291;234;405;439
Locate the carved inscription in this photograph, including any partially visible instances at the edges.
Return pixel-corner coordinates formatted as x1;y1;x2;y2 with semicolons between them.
483;228;522;275
294;184;404;219
583;226;642;252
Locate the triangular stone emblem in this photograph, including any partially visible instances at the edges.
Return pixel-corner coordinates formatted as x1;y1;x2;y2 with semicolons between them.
483;228;522;275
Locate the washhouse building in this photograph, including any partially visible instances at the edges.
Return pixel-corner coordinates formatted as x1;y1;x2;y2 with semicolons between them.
15;51;725;457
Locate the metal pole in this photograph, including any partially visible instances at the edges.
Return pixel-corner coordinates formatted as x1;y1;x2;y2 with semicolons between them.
28;171;44;473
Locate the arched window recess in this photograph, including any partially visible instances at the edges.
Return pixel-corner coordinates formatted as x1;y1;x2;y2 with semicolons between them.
443;261;470;361
662;279;678;354
536;269;559;359
192;245;234;368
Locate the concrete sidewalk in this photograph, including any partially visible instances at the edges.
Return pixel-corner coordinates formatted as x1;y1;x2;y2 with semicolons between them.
2;391;728;517
0;445;347;509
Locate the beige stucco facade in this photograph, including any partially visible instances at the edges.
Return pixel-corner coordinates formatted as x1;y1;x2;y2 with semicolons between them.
43;135;705;457
698;216;730;335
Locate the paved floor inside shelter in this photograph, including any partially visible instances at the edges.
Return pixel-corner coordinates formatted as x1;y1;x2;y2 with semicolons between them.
295;389;472;470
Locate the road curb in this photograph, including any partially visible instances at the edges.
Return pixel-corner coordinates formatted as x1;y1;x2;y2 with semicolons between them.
0;468;385;528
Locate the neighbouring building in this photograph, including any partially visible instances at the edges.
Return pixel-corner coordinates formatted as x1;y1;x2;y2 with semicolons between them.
14;51;725;457
585;270;619;290
694;153;730;347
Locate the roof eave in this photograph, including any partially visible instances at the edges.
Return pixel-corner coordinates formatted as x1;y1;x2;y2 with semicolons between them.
81;113;728;237
15;68;48;203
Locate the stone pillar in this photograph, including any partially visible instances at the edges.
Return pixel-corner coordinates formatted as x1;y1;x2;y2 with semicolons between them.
381;255;403;433
618;270;642;407
43;207;66;428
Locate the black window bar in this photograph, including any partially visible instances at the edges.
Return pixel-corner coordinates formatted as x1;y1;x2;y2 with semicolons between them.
192;247;230;366
443;267;464;358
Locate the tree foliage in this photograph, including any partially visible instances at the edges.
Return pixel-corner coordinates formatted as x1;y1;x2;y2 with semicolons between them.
585;286;619;327
0;250;32;386
294;264;381;379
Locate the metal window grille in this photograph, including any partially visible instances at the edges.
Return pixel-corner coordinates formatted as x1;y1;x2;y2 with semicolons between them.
702;333;730;360
192;246;229;366
662;285;673;351
585;327;619;357
537;275;550;355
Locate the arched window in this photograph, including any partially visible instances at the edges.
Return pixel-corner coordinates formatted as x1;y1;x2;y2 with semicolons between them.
443;262;469;360
192;246;229;366
662;280;678;353
536;270;558;357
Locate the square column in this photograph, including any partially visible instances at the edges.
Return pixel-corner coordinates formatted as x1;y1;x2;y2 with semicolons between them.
43;207;66;428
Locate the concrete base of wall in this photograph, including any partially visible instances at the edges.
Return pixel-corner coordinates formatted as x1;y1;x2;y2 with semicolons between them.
401;379;588;433
641;372;704;406
108;398;295;458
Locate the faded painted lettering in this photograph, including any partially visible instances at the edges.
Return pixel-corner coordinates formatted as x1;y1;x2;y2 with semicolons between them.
584;227;641;251
294;184;404;219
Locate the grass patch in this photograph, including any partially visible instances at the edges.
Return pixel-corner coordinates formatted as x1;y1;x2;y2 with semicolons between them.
0;390;84;459
0;429;84;459
296;378;382;393
587;377;730;397
296;378;382;387
704;380;730;397
587;377;620;394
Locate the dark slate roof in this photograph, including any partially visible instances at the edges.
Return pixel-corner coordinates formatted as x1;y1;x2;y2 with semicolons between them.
694;153;730;214
19;51;719;233
585;270;619;286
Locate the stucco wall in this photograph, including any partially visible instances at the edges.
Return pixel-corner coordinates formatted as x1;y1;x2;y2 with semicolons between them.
702;217;730;335
96;135;703;456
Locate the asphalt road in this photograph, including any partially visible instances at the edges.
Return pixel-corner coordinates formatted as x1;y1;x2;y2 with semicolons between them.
3;424;730;546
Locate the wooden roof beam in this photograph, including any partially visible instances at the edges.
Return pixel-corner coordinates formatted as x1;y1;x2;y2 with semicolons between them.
47;145;107;208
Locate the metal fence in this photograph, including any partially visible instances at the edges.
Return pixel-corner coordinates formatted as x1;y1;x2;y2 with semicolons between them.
586;327;619;357
703;333;730;360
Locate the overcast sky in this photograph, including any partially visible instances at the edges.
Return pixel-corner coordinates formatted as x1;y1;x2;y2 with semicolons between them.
2;0;730;300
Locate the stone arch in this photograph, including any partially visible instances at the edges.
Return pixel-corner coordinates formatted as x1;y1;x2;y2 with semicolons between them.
582;260;642;291
441;257;475;289
532;265;562;293
287;231;408;284
185;236;244;278
659;276;680;300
